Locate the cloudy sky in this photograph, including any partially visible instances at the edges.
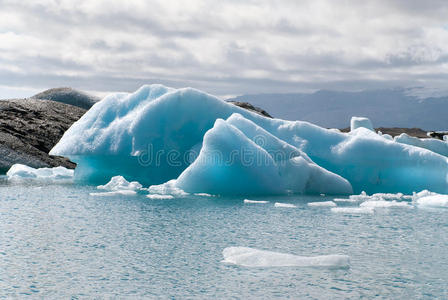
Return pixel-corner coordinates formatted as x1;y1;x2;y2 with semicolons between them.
1;0;448;98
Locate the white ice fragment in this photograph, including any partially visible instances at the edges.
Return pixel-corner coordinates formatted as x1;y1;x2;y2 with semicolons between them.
97;175;143;191
331;207;374;214
307;201;337;207
194;193;214;197
333;198;359;203
222;247;350;268
89;190;137;197
360;200;411;208
148;180;189;197
6;164;74;182
146;194;175;200
244;199;269;204
371;192;404;200
274;202;297;208
416;195;448;208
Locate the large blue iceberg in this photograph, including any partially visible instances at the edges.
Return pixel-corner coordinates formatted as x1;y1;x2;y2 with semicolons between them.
50;84;448;195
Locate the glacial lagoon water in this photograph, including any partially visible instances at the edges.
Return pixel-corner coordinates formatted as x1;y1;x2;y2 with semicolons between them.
0;180;447;299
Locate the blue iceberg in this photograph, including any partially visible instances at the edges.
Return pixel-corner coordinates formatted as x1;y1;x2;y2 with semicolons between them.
50;84;448;195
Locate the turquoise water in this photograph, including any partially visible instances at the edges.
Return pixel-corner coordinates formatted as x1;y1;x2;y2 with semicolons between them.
0;181;447;299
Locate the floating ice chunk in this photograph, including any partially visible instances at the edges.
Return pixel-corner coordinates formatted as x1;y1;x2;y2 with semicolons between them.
274;202;297;208
90;190;137;197
146;194;174;200
416;195;448;208
6;164;73;182
148;180;189;197
97;175;143;191
360;200;411;208
331;207;374;214
307;201;337;207
244;199;269;204
222;247;350;268
334;191;371;202
371;192;404;200
350;116;373;132
194;193;214;197
395;133;448;157
333;198;359;203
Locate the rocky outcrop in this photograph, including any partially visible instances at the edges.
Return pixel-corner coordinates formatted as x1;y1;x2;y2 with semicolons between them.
340;127;429;138
0;98;86;173
227;101;273;118
31;87;99;109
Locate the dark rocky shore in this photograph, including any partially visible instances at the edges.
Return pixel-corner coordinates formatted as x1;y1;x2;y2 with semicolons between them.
0;98;86;173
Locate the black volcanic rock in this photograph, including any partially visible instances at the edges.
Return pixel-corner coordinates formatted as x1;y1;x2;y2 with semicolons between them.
227;101;272;118
31;87;99;109
0;98;86;173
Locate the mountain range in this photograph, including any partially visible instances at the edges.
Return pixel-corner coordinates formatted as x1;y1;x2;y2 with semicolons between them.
228;88;448;130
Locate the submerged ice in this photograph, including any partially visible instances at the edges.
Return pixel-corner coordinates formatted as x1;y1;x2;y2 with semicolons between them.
222;247;350;268
50;84;448;195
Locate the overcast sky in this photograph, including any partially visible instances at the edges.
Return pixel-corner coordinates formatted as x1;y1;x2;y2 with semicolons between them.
1;0;448;98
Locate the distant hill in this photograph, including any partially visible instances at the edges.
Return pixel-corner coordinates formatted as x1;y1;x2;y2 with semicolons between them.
228;89;448;130
31;87;99;109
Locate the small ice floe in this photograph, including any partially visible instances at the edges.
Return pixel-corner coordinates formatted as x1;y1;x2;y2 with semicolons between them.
415;195;448;208
371;192;405;200
244;199;269;204
146;194;174;200
6;164;73;182
90;190;137;197
274;202;297;208
411;190;448;208
360;200;412;208
307;201;337;207
222;247;350;268
331;207;374;214
194;193;214;197
97;175;143;191
334;191;370;203
148;180;188;197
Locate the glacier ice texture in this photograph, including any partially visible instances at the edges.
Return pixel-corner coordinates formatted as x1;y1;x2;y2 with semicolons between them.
50;84;448;195
394;133;448;157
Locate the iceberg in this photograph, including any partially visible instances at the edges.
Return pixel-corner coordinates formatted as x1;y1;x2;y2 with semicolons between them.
394;133;448;157
50;84;448;195
222;247;350;268
6;164;73;182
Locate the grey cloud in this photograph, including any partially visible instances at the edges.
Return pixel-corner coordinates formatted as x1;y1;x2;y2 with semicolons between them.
0;0;448;97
